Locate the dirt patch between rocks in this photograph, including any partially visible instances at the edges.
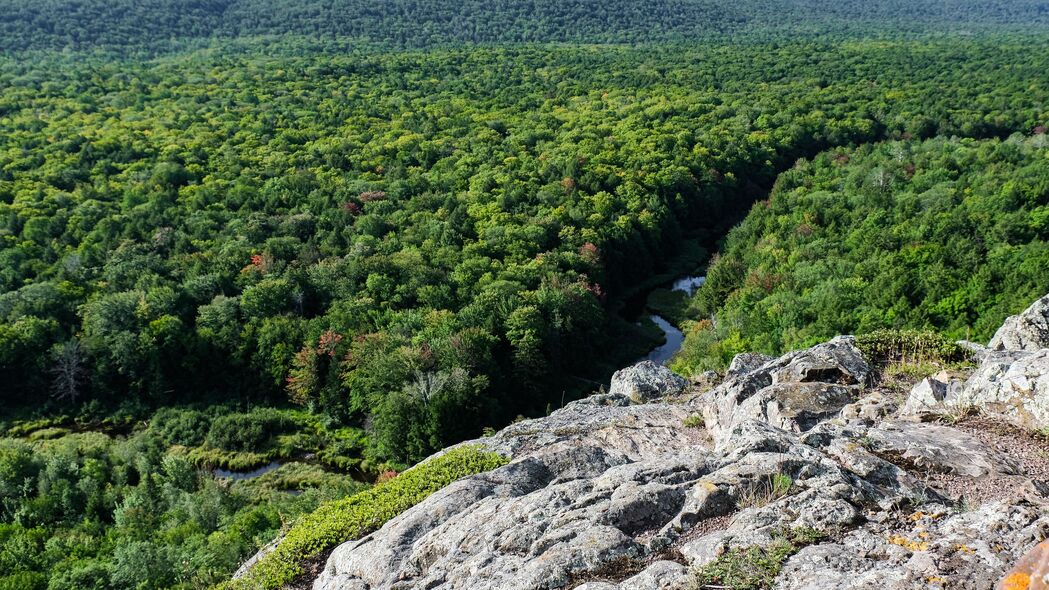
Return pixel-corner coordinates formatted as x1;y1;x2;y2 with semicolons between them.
924;416;1049;506
677;513;734;545
283;550;333;590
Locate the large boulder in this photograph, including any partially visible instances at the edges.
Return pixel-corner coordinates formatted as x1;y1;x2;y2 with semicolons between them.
699;336;870;443
726;352;774;378
730;382;861;435
952;349;1049;430
770;336;870;386
989;293;1049;352
608;361;688;403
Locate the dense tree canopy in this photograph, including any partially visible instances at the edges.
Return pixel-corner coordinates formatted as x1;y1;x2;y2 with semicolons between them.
674;134;1049;373
3;41;1047;463
2;3;1049;587
2;0;1049;53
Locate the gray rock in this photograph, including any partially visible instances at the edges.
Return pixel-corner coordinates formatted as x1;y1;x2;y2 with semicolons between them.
478;397;697;459
700;337;870;444
770;336;870;386
297;318;1049;590
777;502;1049;590
727;352;774;378
840;392;897;426
989;293;1049;351
952;349;1049;430
956;339;990;362
314;397;706;590
733;382;860;434
898;377;949;420
608;361;688;403
865;420;1019;478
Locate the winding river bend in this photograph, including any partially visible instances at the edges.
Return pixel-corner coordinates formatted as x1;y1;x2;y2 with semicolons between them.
639;275;705;364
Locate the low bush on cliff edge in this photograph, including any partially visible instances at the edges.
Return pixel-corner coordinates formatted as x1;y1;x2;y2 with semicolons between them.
689;527;825;590
855;329;970;367
220;445;508;590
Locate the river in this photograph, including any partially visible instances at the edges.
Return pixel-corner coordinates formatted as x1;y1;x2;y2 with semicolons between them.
639;275;704;364
213;461;284;481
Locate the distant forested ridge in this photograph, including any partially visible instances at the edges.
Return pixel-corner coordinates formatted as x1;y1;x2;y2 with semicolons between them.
2;0;1049;52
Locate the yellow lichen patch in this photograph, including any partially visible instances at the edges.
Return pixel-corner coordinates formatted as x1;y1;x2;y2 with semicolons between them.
926;575;947;585
698;480;719;492
918;530;930;539
908;510;944;522
999;540;1049;590
955;544;975;554
1000;572;1031;590
888;535;929;552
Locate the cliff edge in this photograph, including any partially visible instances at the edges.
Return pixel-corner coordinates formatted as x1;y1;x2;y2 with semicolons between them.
301;292;1049;589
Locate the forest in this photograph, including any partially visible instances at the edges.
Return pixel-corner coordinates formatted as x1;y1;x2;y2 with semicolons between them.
1;2;1048;589
673;134;1049;374
3;0;1049;53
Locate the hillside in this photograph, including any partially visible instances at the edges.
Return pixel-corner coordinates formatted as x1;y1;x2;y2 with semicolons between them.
3;0;1049;52
674;135;1049;374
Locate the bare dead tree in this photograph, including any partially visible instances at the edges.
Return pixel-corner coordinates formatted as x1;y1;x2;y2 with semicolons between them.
51;339;86;404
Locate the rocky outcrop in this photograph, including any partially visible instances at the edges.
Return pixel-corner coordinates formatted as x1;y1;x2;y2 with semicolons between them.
989;293;1049;352
726;352;774;378
952;349;1049;430
309;295;1049;590
882;294;1049;432
779;502;1048;590
698;336;869;444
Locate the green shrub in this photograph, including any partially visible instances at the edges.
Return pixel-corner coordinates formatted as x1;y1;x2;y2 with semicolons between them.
689;527;825;590
737;473;795;509
151;408;211;447
45;560;111;590
206;409;296;453
223;445;508;590
0;572;46;590
683;414;705;428
855;329;970;366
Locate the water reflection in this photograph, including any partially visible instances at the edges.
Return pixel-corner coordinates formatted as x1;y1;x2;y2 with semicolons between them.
671;275;706;296
644;315;685;364
639;275;704;364
213;461;283;481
